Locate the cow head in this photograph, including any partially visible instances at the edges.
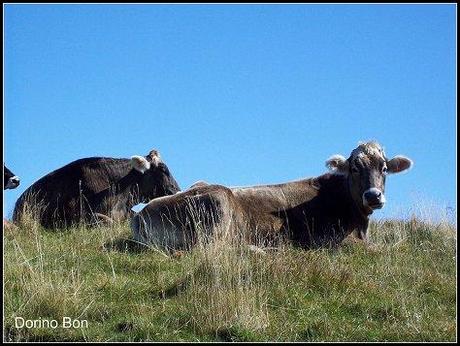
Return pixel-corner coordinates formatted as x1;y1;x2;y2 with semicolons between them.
326;141;412;214
130;150;180;202
4;164;20;190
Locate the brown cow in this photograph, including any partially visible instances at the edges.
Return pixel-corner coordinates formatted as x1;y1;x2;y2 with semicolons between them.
13;150;180;229
131;142;412;250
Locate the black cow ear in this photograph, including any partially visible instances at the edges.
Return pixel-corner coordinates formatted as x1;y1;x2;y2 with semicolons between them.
131;156;151;173
147;150;162;166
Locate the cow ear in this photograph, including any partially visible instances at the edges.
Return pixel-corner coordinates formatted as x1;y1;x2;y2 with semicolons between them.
326;154;349;174
387;155;413;174
147;149;162;166
131;156;151;174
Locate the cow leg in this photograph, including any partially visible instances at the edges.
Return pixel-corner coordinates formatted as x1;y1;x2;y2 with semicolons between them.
131;186;237;252
355;227;380;251
354;219;371;245
356;228;369;243
131;209;190;250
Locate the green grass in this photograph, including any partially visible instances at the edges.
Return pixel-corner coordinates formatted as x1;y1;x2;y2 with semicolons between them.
3;214;457;342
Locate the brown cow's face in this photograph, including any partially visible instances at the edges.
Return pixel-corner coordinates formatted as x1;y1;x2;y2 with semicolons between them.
131;150;180;202
326;142;412;214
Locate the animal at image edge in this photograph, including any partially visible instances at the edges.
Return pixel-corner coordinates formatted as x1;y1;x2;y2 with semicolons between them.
132;142;412;250
4;164;20;190
13;150;180;229
4;164;20;229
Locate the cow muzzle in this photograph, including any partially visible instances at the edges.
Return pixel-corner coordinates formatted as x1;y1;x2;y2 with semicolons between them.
5;176;20;189
362;188;385;209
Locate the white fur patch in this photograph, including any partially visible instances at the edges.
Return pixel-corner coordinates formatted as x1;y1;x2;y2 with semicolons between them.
131;156;151;173
5;176;20;189
326;154;346;168
326;154;348;174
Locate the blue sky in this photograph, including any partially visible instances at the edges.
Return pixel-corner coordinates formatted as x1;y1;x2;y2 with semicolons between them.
3;4;457;222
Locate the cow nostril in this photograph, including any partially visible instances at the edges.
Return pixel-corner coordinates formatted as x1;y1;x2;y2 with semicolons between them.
363;189;385;208
364;189;382;202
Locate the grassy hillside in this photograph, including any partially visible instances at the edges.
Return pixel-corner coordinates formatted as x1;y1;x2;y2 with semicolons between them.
3;213;457;342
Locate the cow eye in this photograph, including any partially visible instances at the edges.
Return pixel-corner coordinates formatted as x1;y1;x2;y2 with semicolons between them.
382;166;387;173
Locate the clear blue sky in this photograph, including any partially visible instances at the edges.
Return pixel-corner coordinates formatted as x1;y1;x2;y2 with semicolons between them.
4;4;457;222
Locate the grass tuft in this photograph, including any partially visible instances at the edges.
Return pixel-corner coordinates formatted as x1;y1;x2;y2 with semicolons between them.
3;202;457;342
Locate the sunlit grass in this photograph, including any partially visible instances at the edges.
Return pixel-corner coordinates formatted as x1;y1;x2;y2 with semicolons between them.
3;203;456;342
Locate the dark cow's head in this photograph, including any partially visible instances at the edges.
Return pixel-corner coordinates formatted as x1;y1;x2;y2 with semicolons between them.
4;164;20;190
326;141;412;214
130;150;180;202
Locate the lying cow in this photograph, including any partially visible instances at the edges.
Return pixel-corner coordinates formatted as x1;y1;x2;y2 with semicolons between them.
13;149;180;229
4;164;20;190
132;142;412;250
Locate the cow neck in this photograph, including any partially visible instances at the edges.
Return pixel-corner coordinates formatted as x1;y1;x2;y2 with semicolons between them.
114;169;143;194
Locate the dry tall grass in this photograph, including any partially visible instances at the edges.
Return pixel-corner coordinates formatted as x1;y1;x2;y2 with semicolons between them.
3;198;457;342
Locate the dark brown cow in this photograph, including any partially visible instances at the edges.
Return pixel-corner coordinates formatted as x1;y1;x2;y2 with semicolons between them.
131;142;412;250
4;164;20;190
13;149;180;229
